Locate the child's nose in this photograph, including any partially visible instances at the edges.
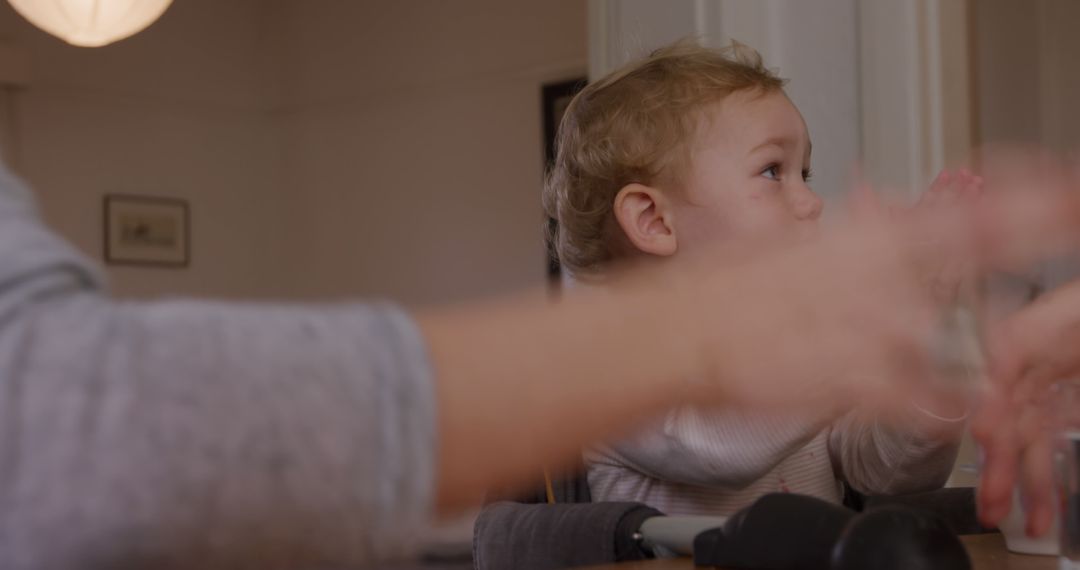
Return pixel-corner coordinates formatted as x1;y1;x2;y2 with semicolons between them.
790;184;824;221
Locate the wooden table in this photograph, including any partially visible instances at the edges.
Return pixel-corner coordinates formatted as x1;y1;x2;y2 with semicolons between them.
578;534;1057;569
962;535;1057;570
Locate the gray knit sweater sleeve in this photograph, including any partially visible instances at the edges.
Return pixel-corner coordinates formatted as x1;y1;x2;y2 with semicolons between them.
0;167;437;569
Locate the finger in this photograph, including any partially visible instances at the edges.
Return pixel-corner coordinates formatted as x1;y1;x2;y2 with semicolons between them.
974;395;1022;525
968;173;986;198
957;169;979;200
943;186;961;207
959;167;976;196
1020;432;1055;537
978;433;1021;526
921;170;952;207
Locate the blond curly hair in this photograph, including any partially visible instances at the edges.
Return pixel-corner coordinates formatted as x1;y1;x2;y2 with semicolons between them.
543;40;786;276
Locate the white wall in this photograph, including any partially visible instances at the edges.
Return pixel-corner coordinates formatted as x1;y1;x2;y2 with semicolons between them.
0;0;289;299
0;1;587;304
264;0;586;305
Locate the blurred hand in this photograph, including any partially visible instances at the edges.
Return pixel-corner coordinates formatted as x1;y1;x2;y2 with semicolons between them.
634;149;1080;531
849;168;984;305
689;150;1080;411
682;219;937;410
967;148;1080;537
709;149;1080;533
972;385;1055;537
974;280;1080;537
917;169;984;304
972;147;1080;271
988;279;1080;395
851;168;989;302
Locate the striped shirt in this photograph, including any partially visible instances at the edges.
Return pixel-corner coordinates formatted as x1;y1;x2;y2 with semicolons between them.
587;405;962;516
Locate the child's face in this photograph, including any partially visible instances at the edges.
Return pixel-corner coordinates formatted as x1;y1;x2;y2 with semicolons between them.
671;90;822;252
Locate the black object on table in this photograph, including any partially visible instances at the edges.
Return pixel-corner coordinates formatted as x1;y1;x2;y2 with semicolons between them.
693;493;973;570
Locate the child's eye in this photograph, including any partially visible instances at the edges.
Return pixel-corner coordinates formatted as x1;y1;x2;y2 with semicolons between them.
761;165;781;181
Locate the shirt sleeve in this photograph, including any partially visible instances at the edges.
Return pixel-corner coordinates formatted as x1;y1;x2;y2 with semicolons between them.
0;293;438;570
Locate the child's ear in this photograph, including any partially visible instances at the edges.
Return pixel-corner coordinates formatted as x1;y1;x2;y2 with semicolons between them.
613;183;677;257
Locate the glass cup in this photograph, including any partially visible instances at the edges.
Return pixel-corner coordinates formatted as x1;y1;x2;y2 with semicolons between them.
1049;382;1080;565
1056;381;1080;568
1061;437;1080;567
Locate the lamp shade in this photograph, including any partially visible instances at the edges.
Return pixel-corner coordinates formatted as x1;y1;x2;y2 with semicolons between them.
7;0;173;47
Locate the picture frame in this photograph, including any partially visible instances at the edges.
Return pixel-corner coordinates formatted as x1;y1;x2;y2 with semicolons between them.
103;194;190;267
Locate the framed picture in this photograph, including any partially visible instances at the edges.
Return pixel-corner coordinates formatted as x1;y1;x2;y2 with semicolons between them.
103;194;190;267
541;77;587;280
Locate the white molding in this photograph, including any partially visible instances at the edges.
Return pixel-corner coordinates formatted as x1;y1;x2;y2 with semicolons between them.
923;0;946;178
935;0;974;167
923;0;974;172
588;0;707;79
587;0;614;82
715;0;773;59
908;0;926;193
693;0;711;40
858;0;922;194
858;0;973;195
